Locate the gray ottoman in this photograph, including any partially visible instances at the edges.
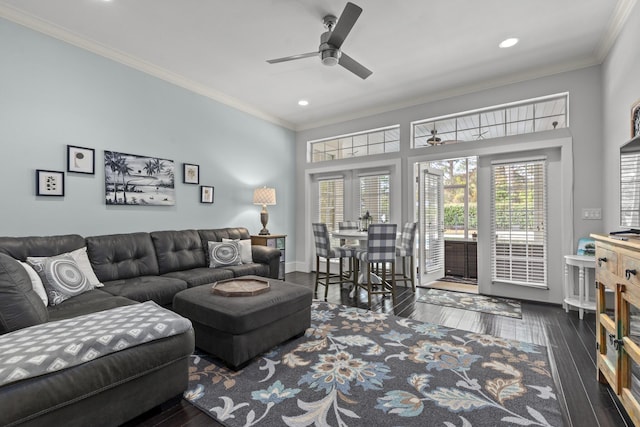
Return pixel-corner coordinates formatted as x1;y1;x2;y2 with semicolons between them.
173;276;312;369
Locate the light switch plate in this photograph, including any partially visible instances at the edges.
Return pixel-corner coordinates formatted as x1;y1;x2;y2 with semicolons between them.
582;208;602;220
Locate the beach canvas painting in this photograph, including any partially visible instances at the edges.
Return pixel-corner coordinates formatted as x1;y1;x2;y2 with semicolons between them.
104;150;175;206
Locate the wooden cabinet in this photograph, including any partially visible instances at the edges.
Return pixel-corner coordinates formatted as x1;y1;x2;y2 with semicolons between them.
444;240;477;278
251;234;286;279
592;234;640;426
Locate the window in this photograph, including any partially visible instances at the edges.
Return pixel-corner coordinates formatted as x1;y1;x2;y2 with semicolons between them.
428;157;477;239
491;159;547;287
318;178;344;235
309;125;400;163
412;93;568;148
359;174;390;224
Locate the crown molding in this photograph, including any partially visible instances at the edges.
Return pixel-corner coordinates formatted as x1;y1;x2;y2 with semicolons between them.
0;4;295;130
595;0;637;62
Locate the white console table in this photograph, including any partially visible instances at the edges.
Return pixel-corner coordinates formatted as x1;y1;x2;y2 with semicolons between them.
563;254;596;319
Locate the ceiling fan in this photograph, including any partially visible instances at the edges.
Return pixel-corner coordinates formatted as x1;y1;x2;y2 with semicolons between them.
266;2;372;80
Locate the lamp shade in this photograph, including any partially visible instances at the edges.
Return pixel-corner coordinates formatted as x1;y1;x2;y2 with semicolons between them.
253;187;276;205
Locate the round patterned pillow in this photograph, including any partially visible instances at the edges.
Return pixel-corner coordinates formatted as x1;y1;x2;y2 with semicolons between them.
208;241;241;268
27;254;92;306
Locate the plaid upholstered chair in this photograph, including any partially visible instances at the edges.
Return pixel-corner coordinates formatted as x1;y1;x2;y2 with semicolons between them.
395;222;417;291
338;220;359;245
355;223;398;307
312;223;357;300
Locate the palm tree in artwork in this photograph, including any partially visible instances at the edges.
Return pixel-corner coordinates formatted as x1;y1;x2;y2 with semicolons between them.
118;159;133;204
152;158;166;176
143;159;156;176
105;151;124;203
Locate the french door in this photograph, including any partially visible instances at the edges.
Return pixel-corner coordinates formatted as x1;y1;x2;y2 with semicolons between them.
418;165;444;284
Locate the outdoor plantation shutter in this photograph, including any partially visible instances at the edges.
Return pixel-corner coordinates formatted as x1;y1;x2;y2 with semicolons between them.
490;158;547;286
359;174;390;223
318;177;344;246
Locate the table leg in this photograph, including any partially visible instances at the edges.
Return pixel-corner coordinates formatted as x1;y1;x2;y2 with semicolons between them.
564;263;569;313
578;266;585;320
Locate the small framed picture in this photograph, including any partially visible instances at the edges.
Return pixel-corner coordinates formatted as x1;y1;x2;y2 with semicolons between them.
200;185;214;204
36;169;65;196
67;145;95;174
183;163;200;184
632;99;640;138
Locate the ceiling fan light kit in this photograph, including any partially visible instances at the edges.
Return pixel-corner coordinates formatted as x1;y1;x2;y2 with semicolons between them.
266;2;372;79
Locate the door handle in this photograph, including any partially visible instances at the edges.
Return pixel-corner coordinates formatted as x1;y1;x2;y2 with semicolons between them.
597;257;607;267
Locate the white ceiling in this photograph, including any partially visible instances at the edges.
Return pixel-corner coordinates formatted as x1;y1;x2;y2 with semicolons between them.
0;0;635;130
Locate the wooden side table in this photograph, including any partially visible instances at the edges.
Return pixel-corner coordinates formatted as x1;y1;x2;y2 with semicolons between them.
251;234;286;279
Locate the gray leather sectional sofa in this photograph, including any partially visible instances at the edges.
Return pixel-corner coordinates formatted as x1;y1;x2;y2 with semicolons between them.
0;227;281;427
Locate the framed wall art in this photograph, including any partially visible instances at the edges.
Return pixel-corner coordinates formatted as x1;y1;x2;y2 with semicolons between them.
104;150;175;206
36;169;65;196
632;98;640;138
67;145;95;174
183;163;200;184
200;185;214;204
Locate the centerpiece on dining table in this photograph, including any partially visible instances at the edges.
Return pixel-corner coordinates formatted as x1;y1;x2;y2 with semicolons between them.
359;211;372;231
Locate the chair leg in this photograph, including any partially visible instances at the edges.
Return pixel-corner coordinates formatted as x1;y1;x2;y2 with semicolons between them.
390;263;397;306
314;255;320;297
324;256;330;301
366;263;373;308
409;256;415;292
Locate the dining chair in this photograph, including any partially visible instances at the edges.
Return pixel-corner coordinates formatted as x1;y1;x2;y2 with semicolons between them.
338;220;359;274
312;223;357;300
395;222;418;291
355;223;397;308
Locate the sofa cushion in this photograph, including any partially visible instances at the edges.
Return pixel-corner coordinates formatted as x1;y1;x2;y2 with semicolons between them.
27;253;94;306
101;276;187;306
150;230;206;275
208;241;242;267
162;267;233;288
0;253;49;333
0;234;86;261
47;289;137;321
86;233;160;282
18;261;48;306
221;263;270;278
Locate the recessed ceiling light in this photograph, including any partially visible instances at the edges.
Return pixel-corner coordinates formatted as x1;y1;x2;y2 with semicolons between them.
298;100;309;106
499;38;519;48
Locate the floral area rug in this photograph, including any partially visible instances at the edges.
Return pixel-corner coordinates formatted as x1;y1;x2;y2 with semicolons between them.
417;289;522;318
184;302;561;426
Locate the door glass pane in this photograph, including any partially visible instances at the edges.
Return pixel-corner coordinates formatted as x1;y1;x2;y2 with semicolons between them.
630;357;640;403
605;332;617;372
628;299;640;347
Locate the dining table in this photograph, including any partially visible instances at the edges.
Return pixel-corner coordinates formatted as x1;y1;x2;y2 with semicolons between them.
330;229;383;296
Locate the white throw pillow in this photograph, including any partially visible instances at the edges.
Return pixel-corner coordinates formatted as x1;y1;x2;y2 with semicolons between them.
18;261;48;306
27;253;93;306
222;238;253;264
208;241;242;268
69;247;103;287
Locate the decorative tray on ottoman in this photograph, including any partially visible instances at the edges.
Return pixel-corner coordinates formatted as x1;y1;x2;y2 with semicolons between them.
211;277;270;297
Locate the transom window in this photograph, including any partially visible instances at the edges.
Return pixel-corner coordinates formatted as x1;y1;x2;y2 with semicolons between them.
412;93;567;148
309;125;400;163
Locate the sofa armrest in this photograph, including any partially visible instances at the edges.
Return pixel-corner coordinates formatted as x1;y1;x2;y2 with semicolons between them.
251;245;281;279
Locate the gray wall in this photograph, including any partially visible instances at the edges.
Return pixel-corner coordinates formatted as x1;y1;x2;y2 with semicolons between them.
295;66;604;303
0;18;296;254
602;4;640;232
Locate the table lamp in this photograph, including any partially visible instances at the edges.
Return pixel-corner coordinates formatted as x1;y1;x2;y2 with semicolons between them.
253;187;276;235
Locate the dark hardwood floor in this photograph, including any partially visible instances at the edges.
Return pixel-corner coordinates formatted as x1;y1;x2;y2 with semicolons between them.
127;272;633;427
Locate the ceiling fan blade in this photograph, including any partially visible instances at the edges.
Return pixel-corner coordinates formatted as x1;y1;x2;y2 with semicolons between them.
339;52;372;79
266;52;318;64
327;2;362;49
